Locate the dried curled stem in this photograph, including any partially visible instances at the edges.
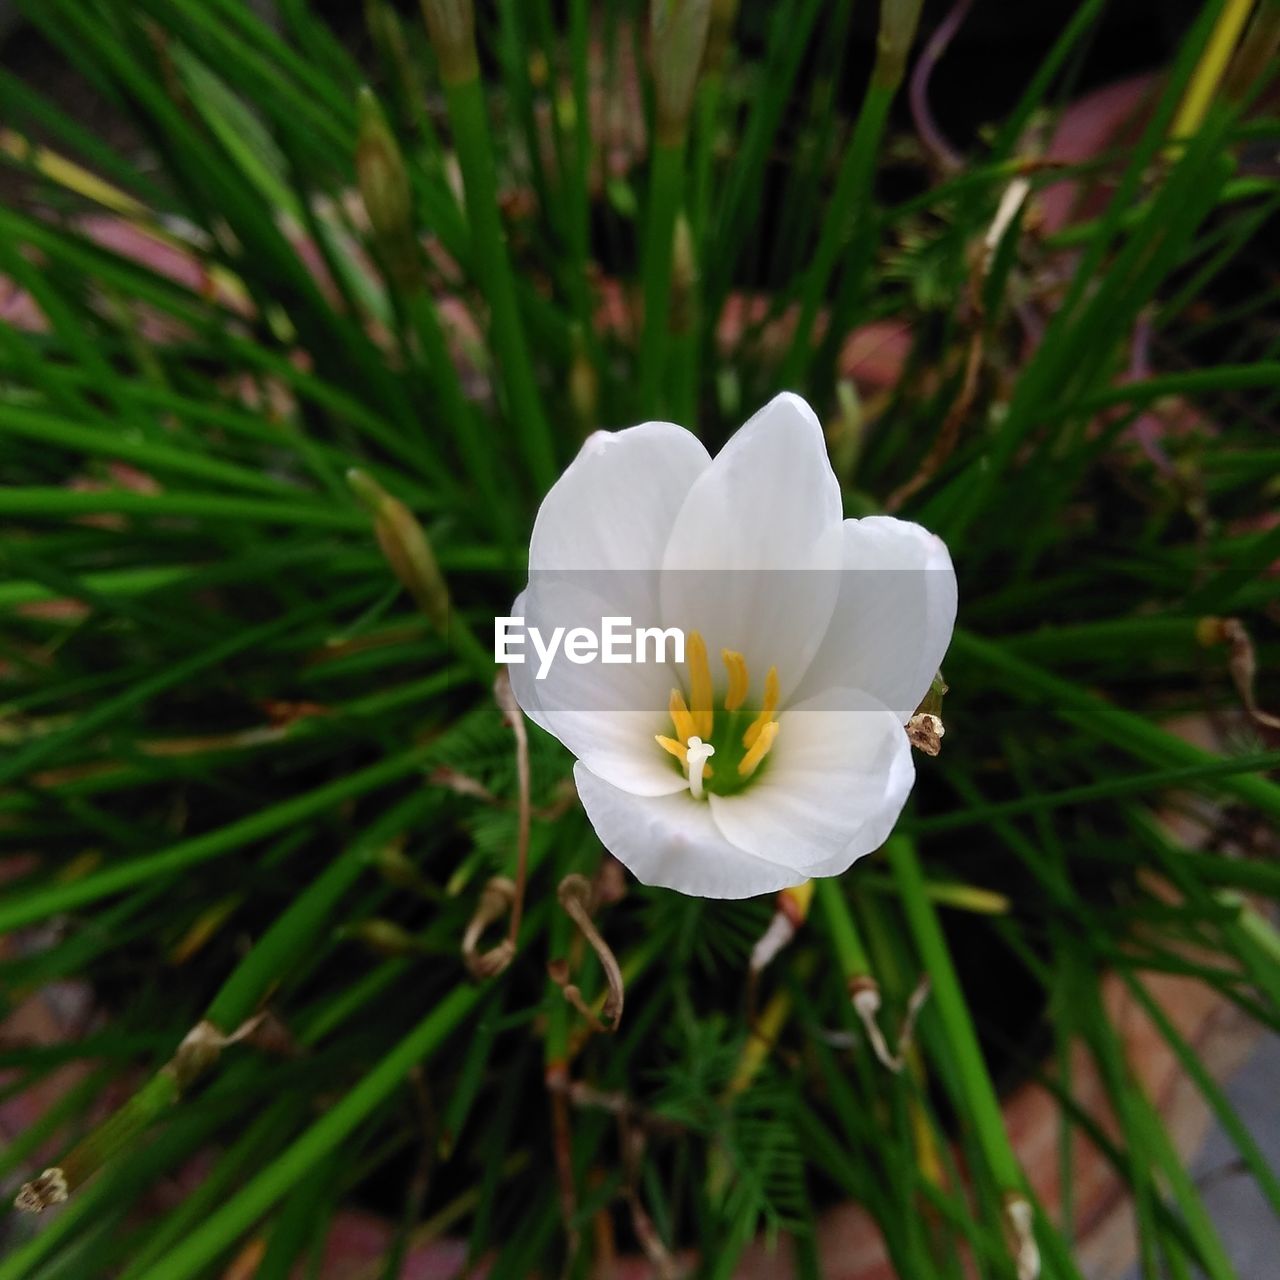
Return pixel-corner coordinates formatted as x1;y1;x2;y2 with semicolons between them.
850;974;931;1073
1198;616;1280;732
548;957;610;1034
457;673;532;982
555;874;625;1031
908;0;974;173
619;1123;681;1279
168;1014;266;1090
493;670;532;951
461;875;517;979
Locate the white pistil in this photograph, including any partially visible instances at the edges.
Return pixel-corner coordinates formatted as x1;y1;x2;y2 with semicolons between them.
685;736;715;800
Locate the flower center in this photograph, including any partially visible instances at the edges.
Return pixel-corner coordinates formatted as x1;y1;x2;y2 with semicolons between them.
655;631;781;800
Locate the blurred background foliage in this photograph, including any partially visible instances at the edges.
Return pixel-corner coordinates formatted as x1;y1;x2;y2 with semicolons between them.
0;1;1277;1277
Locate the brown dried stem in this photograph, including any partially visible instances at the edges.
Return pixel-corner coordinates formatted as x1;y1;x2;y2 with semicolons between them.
460;875;516;979
850;974;931;1073
556;874;625;1030
493;670;532;950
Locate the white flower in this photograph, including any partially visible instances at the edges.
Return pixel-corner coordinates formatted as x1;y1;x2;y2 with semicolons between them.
509;393;957;899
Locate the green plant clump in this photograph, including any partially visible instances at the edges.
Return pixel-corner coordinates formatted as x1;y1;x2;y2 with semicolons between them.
0;1;1277;1277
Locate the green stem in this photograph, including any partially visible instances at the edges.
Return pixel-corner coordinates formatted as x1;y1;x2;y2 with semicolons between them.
0;406;299;496
779;0;922;387
1076;361;1280;410
0;742;438;934
0;487;369;530
886;836;1025;1194
638;137;688;417
438;73;556;491
951;628;1280;820
131;985;480;1280
0;593;369;789
400;290;514;553
17;790;440;1208
815;876;872;979
909;750;1280;834
670;71;723;427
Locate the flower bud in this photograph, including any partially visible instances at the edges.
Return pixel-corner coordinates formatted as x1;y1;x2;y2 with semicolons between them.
371;841;435;896
356;87;412;246
347;469;451;633
830;379;863;481
341;918;428;957
568;325;599;434
356;87;419;290
670;211;697;333
703;0;739;76
650;0;713;145
875;0;925;87
419;0;479;85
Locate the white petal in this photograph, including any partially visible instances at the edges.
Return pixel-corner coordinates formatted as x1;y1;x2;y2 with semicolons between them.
508;589;687;795
790;516;957;722
512;422;711;792
506;588;550;733
660;393;844;701
528;421;711;572
708;687;914;875
574;762;812;898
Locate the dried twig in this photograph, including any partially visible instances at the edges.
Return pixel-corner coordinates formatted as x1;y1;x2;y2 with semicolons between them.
544;1061;580;1263
1198;616;1280;732
493;670;532;950
619;1121;681;1279
850;975;931;1073
555;874;625;1031
460;875;516;979
908;0;974;173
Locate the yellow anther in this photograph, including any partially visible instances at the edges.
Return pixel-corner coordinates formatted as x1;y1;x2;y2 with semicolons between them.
742;666;779;748
721;649;749;712
668;688;697;744
686;630;714;738
737;720;779;778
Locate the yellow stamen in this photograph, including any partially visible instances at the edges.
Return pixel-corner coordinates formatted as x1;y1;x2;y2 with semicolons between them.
737;720;778;778
742;666;779;748
668;688;697;744
721;649;749;712
686;630;713;738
